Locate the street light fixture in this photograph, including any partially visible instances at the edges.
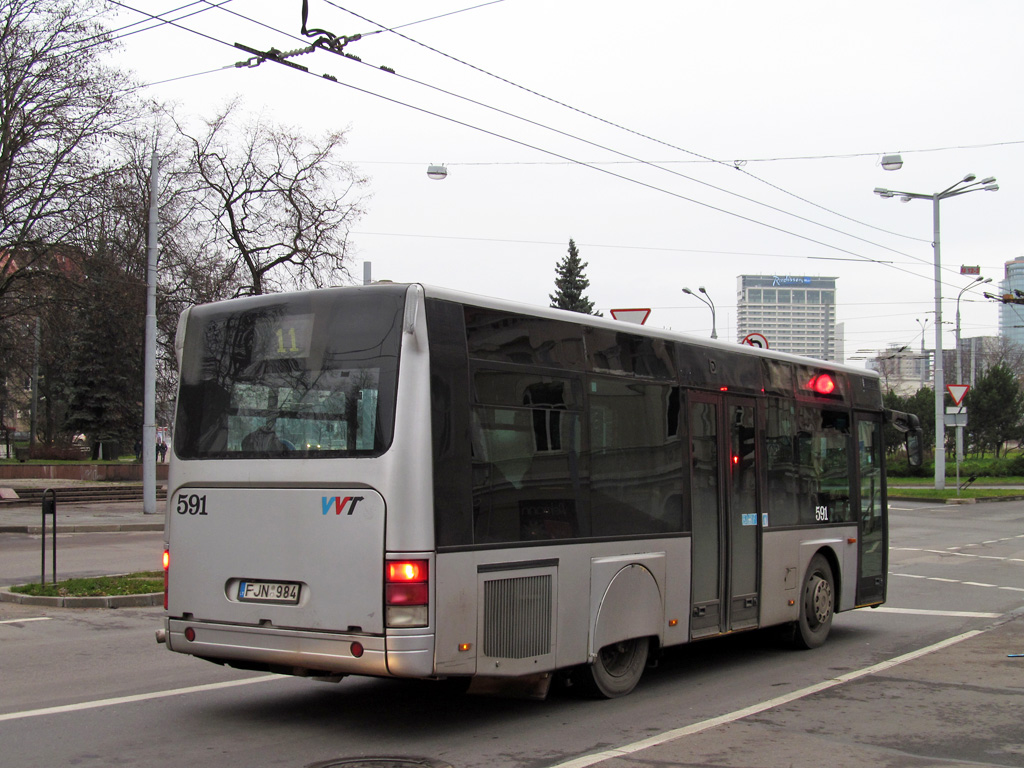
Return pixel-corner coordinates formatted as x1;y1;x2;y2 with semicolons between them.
682;286;717;339
881;154;904;171
955;276;992;385
874;173;999;490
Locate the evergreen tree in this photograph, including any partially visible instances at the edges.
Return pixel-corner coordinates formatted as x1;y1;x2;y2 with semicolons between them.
964;363;1024;457
550;239;601;315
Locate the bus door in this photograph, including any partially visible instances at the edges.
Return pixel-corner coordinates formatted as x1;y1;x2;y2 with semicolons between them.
855;414;886;605
689;395;761;639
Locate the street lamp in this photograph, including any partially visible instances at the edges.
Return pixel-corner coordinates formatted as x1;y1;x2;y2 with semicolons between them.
874;173;999;490
955;276;992;385
683;286;717;339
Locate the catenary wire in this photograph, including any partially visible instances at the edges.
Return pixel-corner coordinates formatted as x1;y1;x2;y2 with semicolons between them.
323;1;933;245
105;1;990;302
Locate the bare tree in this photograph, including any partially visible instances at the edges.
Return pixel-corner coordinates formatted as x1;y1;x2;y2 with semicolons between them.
0;0;134;314
171;102;368;296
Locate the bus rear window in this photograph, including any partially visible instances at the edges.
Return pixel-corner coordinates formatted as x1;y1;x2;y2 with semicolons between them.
174;287;404;459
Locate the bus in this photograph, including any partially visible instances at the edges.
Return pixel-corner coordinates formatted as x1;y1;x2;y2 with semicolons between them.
157;283;921;698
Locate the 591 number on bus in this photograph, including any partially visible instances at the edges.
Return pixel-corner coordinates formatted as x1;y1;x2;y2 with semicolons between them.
176;494;208;516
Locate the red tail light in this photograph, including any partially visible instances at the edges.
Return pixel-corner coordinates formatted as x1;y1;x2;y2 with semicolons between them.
163;549;169;610
386;559;429;628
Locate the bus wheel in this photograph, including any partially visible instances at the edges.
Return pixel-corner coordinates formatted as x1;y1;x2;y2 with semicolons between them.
792;554;834;650
579;637;649;698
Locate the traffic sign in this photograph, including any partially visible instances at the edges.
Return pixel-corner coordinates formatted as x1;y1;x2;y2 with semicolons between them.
742;333;769;349
610;308;650;324
947;384;969;407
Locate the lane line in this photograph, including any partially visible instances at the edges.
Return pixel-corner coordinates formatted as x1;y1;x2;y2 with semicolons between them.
0;675;279;722
891;573;1024;592
0;617;52;625
872;606;1001;619
547;630;983;768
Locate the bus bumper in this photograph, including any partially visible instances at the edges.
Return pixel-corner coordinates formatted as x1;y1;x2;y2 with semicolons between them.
164;618;434;678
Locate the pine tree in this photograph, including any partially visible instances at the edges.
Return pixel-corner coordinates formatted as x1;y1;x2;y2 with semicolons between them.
549;239;601;315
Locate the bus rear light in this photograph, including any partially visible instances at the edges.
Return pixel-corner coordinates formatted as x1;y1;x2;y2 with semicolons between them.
350;641;364;658
386;582;428;605
386;558;429;628
387;560;428;583
163;549;169;610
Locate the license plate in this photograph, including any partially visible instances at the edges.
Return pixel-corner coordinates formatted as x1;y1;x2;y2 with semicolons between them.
238;580;300;604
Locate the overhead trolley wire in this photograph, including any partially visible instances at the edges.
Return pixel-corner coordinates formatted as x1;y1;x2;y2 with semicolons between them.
106;1;977;298
323;1;932;246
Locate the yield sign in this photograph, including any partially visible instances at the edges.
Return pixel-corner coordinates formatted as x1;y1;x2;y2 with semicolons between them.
610;308;650;325
947;384;970;406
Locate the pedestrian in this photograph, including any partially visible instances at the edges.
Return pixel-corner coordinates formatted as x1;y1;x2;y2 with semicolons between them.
134;439;142;463
158;440;167;462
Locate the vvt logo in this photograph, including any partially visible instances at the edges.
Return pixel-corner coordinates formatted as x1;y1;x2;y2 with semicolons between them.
322;496;365;515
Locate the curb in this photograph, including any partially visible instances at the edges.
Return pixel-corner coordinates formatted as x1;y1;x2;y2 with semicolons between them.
0;523;164;534
0;586;162;608
888;494;1024;505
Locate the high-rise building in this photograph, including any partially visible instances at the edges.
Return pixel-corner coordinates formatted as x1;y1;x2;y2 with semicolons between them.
736;275;838;361
999;256;1024;348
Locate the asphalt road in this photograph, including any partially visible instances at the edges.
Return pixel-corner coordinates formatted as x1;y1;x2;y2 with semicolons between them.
1;499;1022;768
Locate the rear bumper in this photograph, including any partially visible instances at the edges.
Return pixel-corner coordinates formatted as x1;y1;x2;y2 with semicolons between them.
165;618;435;678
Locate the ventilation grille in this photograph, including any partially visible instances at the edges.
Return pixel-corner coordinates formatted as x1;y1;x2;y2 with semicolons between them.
482;574;552;659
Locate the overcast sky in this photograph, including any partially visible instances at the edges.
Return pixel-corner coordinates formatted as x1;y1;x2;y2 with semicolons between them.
107;0;1024;365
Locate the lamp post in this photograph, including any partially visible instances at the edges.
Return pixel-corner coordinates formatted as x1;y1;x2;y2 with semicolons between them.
955;276;992;385
874;174;998;490
682;286;717;339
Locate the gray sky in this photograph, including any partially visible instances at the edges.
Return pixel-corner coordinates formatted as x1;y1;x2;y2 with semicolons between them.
109;0;1024;365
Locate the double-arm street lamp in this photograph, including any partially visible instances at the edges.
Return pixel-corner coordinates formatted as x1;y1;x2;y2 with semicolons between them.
682;286;717;339
956;276;992;384
874;174;998;490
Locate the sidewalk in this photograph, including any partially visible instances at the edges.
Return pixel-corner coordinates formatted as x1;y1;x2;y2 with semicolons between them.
559;612;1024;768
0;498;164;533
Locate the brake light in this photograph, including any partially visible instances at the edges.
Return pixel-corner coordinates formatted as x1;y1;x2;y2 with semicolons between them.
809;373;836;395
387;560;428;583
162;549;169;610
386;559;429;628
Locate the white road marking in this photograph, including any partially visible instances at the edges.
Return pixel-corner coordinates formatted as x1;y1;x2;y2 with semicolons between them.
547;631;983;768
891;572;1024;592
0;617;51;625
892;547;1024;563
0;675;279;722
872;606;1001;618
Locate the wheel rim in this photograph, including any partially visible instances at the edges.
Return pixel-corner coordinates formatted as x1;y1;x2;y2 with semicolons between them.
807;574;833;628
599;640;639;678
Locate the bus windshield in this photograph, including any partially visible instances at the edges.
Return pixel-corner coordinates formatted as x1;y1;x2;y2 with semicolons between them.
174;287;405;460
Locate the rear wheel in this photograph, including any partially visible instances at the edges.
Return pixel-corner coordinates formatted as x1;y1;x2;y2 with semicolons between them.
790;554;834;649
577;637;649;698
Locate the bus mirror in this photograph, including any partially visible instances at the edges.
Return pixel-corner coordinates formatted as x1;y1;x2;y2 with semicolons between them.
906;428;923;468
885;409;923;468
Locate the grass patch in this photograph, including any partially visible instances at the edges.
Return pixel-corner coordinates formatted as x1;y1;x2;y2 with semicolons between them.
10;571;163;597
889;476;1024;486
887;487;1024;500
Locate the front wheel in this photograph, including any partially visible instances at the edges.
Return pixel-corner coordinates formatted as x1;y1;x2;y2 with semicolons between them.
576;637;649;698
790;554;835;650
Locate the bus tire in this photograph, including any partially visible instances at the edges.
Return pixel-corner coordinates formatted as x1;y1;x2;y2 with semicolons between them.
578;637;649;698
791;554;834;650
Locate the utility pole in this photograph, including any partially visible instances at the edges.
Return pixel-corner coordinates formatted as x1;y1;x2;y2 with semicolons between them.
143;147;159;514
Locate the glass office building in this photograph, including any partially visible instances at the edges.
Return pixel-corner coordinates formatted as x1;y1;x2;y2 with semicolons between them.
999;256;1024;349
736;275;839;362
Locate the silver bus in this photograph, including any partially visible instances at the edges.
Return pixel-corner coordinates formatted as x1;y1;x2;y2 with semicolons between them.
158;283;921;698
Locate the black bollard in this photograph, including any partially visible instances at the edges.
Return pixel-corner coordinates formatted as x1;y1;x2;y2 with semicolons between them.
41;488;56;584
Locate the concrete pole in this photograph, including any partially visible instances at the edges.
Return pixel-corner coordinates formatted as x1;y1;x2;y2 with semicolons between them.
932;195;945;490
143;148;159;514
